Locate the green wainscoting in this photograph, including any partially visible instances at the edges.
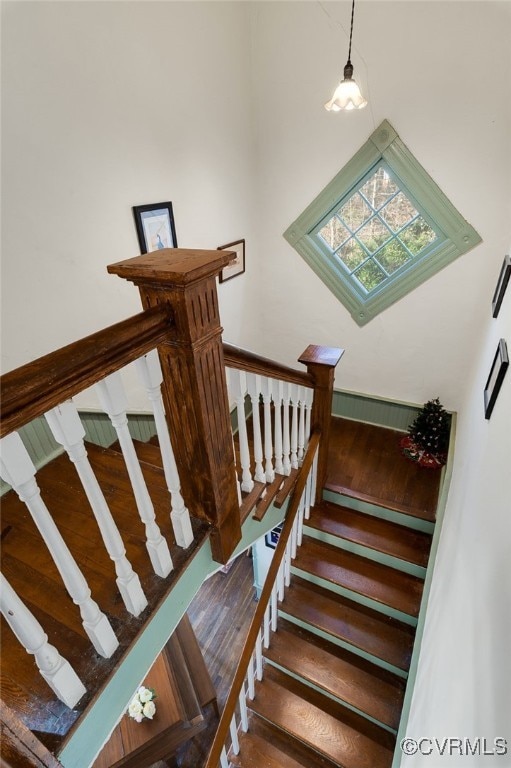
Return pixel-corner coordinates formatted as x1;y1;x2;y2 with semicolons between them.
332;389;420;431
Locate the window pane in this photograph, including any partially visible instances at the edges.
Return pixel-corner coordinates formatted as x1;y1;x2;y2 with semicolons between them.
339;194;372;231
399;217;437;255
318;217;350;251
380;191;418;232
338;239;367;271
356;218;392;254
360;167;399;211
377;240;411;274
354;260;387;291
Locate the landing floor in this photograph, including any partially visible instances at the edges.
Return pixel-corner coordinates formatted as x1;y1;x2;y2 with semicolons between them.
326;418;441;521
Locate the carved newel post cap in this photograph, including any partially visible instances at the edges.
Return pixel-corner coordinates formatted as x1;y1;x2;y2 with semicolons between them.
108;249;236;286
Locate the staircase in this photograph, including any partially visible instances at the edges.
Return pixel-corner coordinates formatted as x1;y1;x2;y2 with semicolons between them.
221;418;439;768
0;248;444;768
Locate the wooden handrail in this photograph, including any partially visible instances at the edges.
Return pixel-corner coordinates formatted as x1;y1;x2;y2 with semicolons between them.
222;343;314;388
0;305;172;438
204;429;321;768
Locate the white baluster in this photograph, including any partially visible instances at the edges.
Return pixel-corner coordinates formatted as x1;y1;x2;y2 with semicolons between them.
263;604;270;648
290;384;299;469
232;433;242;506
310;450;319;515
0;574;87;708
285;537;292;587
229;713;240;754
239;684;249;731
298;485;307;547
291;510;299;561
277;557;285;602
304;387;314;444
96;372;172;578
273;380;284;475
282;383;292;476
247;654;255;699
45;402;148;617
297;386;306;463
246;374;265;484
260;377;275;483
229;369;254;493
0;433;118;658
220;747;229;768
255;629;263;680
135;351;194;548
271;582;278;631
304;463;313;523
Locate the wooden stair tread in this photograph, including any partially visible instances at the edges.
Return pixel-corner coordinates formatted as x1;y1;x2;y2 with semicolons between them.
240;481;266;524
324;483;436;523
231;730;308;768
281;577;414;671
266;619;405;730
308;502;432;568
326;417;439;523
250;666;395;768
295;535;424;617
274;469;298;508
231;713;340;768
252;475;285;521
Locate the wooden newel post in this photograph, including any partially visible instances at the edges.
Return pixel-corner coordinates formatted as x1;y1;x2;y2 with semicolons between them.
108;249;242;564
298;345;344;502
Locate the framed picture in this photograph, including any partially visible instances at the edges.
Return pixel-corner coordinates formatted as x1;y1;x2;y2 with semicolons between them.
484;338;509;419
132;202;177;254
492;254;511;318
265;525;282;550
218;239;245;283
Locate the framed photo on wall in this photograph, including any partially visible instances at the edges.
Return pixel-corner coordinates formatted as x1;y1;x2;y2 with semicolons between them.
133;202;177;253
492;254;511;318
484;338;509;419
217;239;245;282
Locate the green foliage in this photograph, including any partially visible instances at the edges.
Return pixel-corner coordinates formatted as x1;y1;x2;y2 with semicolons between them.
408;398;450;456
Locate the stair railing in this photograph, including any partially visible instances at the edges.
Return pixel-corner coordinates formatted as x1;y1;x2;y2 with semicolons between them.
223;343;343;513
224;344;314;500
0;307;186;706
204;430;321;768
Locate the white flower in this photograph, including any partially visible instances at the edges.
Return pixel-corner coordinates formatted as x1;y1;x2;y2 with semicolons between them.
128;697;143;718
134;713;143;723
143;700;156;719
138;686;153;703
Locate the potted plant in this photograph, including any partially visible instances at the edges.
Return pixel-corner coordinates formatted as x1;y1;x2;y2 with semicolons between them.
400;398;450;469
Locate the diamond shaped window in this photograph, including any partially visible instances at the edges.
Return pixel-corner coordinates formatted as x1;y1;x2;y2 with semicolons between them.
284;120;481;326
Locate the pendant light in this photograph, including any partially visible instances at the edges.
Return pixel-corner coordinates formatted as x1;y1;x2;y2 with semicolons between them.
325;0;367;112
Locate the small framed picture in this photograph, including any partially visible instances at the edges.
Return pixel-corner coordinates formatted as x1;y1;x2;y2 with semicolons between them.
484;338;509;419
132;202;177;254
492;254;511;318
265;525;282;550
218;239;245;283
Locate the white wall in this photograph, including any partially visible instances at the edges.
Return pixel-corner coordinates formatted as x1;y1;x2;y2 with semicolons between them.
401;254;511;766
251;1;511;411
1;1;259;387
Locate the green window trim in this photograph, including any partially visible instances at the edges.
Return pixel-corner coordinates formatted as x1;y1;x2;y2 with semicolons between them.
283;120;482;326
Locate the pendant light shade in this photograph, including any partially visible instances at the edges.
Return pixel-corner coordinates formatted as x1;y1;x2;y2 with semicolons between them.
325;0;367;112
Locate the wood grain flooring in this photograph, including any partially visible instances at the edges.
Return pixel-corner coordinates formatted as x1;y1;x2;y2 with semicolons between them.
326;418;440;521
151;553;257;768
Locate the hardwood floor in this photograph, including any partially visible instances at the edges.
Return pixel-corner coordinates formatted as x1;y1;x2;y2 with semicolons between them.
326;417;441;521
150;552;257;768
